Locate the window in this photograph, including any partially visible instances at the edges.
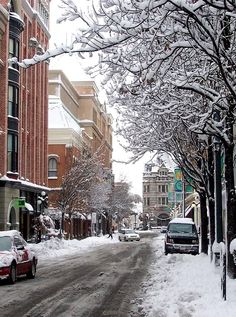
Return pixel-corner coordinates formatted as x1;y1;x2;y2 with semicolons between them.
37;0;49;27
48;158;57;178
158;185;167;192
144;197;150;206
9;37;19;69
8;85;19;117
93;108;97;125
143;185;150;193
7;133;18;172
158;197;168;205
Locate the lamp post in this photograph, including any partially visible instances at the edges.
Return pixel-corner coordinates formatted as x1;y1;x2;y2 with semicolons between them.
36;191;48;243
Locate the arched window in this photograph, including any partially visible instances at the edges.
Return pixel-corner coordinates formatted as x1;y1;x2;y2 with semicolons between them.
48;158;57;178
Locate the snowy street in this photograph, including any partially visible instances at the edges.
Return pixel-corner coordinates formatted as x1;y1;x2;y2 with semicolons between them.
1;230;236;317
0;231;156;317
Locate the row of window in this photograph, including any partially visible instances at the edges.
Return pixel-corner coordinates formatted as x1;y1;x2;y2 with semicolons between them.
7;22;19;172
158;184;168;193
143;196;168;206
7;152;58;178
143;184;169;193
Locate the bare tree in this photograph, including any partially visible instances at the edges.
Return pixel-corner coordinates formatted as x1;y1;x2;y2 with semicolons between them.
58;151;111;234
111;180;137;228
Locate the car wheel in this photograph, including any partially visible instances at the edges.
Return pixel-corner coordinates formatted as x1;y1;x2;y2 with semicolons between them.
27;260;36;279
9;263;17;284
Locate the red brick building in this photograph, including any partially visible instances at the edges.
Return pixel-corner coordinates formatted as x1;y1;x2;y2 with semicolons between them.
0;0;50;240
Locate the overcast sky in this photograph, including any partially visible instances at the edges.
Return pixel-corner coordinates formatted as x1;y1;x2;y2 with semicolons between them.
48;0;152;196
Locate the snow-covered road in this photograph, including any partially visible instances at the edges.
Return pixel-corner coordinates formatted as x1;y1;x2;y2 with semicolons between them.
0;232;156;317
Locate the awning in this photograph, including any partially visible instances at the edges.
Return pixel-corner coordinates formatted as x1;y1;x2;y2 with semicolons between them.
185;205;193;217
25;202;34;212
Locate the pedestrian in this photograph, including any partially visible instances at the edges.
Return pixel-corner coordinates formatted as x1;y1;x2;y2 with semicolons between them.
107;227;113;239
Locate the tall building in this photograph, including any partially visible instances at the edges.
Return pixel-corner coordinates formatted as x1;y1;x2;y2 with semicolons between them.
48;70;113;237
72;80;113;169
0;0;50;239
48;70;113;189
142;163;174;226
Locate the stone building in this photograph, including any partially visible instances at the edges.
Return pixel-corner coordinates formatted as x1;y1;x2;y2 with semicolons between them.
0;0;50;239
142;163;174;227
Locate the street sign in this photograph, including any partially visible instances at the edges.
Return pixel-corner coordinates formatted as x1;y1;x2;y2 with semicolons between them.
15;198;25;208
174;168;183;192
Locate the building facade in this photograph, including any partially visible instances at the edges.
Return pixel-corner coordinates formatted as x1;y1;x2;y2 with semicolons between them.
72;80;113;169
48;70;113;238
142;163;174;227
0;0;50;240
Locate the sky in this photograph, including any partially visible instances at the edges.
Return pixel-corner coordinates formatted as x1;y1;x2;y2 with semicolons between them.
48;0;164;196
31;232;236;317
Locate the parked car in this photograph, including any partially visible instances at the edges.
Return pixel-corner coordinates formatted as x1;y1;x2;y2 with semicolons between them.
164;218;199;255
160;226;167;233
0;230;38;284
118;229;140;242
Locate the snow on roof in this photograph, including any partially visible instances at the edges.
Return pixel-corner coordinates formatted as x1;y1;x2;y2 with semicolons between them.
0;230;19;237
48;97;82;135
169;217;194;224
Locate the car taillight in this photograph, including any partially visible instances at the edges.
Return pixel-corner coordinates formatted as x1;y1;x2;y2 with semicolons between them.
0;267;10;275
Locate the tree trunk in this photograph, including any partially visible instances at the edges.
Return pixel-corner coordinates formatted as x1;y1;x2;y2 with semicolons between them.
200;192;208;254
207;143;215;261
224;139;236;278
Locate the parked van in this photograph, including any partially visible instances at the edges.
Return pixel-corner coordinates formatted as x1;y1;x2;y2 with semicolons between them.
164;218;199;255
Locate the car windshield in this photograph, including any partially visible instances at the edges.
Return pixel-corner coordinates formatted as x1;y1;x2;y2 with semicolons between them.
168;223;196;234
0;236;12;251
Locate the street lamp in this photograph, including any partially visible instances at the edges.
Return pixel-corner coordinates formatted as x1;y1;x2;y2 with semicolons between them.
36;191;48;243
37;191;48;215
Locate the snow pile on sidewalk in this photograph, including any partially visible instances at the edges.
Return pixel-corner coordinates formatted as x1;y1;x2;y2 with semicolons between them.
139;236;236;317
30;234;119;259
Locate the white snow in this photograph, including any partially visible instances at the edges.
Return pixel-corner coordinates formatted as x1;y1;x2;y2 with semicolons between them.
30;232;236;317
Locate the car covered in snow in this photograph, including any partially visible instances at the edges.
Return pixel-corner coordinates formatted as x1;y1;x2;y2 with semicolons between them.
0;230;38;284
118;229;140;242
164;218;199;255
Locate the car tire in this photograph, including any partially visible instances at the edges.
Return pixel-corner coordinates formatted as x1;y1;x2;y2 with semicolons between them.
8;263;17;284
27;259;36;279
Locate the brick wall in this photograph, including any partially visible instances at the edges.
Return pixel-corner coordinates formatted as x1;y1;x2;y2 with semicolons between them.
0;3;8;175
19;7;49;186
